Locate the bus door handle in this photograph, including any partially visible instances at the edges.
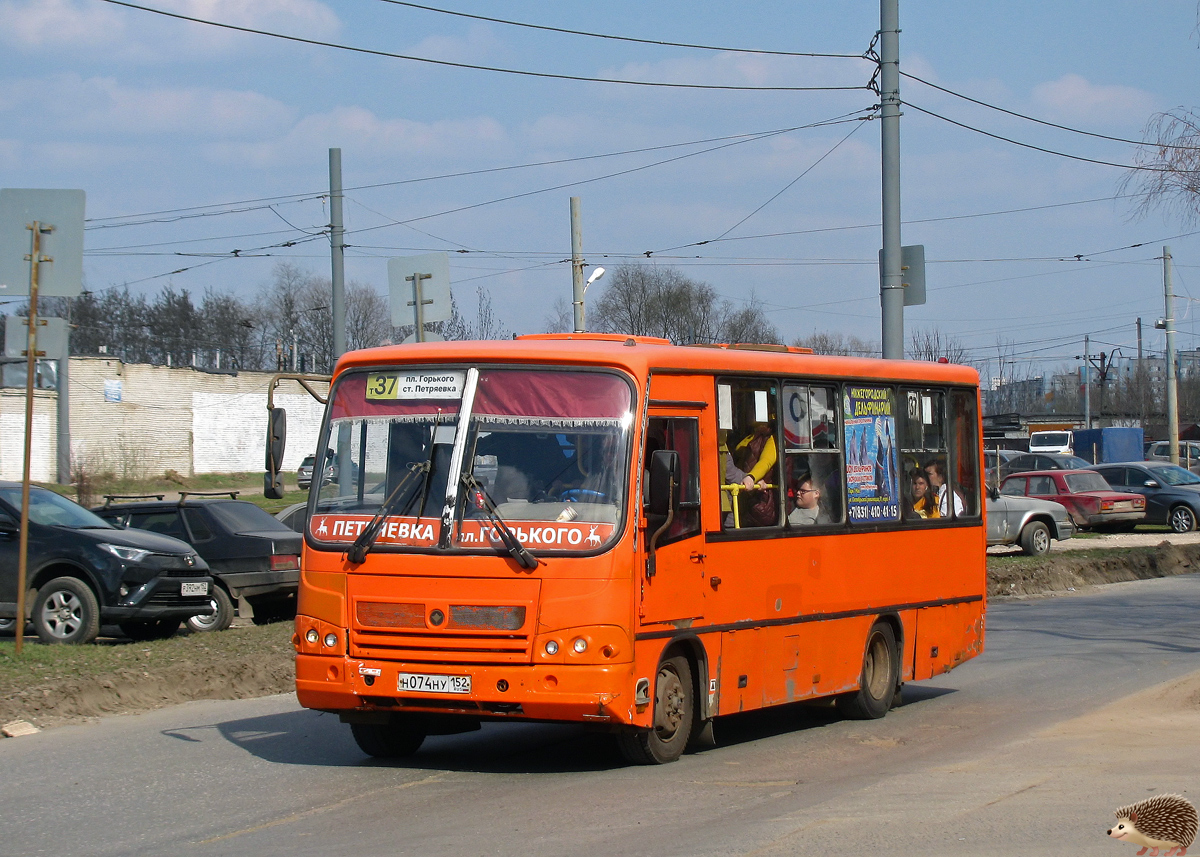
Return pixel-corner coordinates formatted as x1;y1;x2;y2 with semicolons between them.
709;576;721;589
690;551;705;564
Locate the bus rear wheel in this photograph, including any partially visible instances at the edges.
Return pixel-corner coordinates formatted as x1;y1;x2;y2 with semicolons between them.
349;721;426;758
617;654;694;765
837;622;898;721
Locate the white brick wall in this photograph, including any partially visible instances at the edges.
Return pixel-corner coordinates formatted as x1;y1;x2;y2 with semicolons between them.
0;357;330;481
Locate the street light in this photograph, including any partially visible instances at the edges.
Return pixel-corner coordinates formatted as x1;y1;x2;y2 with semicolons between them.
584;267;605;294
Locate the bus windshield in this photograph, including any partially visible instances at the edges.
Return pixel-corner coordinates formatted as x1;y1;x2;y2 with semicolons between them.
310;366;634;555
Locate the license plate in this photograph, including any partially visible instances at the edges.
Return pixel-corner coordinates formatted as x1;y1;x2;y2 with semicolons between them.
181;582;209;596
398;673;471;694
1115;501;1131;511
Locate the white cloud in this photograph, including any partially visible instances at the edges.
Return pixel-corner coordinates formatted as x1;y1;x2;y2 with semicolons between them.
0;0;340;56
205;106;509;167
600;51;874;93
1031;73;1154;124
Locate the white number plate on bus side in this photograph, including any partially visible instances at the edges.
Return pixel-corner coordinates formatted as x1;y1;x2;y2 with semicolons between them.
398;673;471;694
181;582;209;596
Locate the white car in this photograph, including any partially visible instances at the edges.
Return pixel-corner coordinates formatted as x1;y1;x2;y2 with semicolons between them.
986;489;1076;556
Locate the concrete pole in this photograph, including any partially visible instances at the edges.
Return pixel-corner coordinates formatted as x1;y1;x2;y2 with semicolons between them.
879;0;904;359
570;197;585;333
57;327;70;484
1083;334;1091;431
329;148;347;362
17;221;47;656
1165;246;1180;465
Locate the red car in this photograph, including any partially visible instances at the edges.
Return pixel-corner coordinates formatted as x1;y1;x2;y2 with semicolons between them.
999;469;1146;531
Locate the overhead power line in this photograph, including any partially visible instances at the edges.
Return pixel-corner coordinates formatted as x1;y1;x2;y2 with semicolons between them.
903;100;1169;172
900;71;1200;151
375;0;865;59
97;0;867;92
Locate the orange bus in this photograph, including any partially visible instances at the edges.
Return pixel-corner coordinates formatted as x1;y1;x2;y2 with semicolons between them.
268;334;985;764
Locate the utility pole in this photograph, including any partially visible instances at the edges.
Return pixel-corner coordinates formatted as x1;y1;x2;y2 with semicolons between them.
329;148;347;362
1165;245;1180;464
1137;317;1146;430
879;0;904;359
1083;334;1091;431
570;197;585;333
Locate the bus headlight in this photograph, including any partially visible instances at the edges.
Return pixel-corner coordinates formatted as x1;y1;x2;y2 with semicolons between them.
544;640;559;655
306;629;319;644
323;632;338;648
572;637;588;653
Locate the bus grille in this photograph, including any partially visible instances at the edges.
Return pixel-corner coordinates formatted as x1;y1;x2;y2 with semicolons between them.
350;629;531;664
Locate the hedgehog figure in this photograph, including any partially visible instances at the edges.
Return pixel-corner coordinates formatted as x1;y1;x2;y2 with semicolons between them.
1107;794;1198;856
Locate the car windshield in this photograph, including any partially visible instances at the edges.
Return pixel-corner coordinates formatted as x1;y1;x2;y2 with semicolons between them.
205;501;292;533
311;367;634;554
1150;465;1200;485
1032;432;1070;447
0;487;115;529
1065;472;1110;493
1059;456;1091;469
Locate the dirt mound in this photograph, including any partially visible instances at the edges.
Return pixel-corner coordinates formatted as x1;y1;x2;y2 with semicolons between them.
988;541;1200;598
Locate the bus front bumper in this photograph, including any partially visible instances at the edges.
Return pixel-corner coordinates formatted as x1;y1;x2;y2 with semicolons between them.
295;654;643;726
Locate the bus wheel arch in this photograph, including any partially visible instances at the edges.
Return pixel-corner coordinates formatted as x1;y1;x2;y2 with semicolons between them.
836;620;900;721
617;645;699;765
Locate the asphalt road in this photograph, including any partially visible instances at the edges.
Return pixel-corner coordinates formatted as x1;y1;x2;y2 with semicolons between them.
2;575;1199;857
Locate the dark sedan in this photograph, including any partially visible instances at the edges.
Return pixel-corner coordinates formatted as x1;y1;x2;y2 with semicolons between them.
1091;462;1200;533
999;452;1093;479
94;494;301;631
0;483;212;644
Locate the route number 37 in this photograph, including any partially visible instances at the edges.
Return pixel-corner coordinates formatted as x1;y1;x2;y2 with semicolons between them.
366;374;399;400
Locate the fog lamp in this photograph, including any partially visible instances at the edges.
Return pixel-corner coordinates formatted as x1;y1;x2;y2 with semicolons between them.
305;629;319;644
544;640;559;655
572;637;588;654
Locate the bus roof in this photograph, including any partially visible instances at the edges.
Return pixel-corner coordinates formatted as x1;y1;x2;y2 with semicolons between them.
334;334;979;386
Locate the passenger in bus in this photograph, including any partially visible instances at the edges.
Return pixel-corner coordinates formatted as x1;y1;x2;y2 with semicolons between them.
787;473;828;526
719;430;760;527
733;423;777;527
909;472;940;519
924;459;963;517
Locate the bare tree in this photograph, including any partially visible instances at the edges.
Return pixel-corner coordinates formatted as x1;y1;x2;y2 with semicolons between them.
907;328;969;364
791;330;880;356
1121;109;1200;222
543;296;572;333
345;282;391;352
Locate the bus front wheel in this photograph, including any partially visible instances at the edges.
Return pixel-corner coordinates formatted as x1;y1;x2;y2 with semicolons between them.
837;622;898;721
349;721;426;758
617;654;695;765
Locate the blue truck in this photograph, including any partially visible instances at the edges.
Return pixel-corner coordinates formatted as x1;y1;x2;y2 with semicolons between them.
1072;426;1144;466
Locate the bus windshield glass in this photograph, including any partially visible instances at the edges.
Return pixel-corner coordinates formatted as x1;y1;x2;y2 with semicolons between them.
310;367;633;555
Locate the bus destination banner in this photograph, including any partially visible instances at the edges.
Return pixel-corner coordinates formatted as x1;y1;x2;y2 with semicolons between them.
311;514;615;551
842;386;900;523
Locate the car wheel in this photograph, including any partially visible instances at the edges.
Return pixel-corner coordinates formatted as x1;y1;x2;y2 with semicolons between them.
33;577;101;645
119;619;181;641
1169;505;1197;533
1019;521;1052;556
186;586;235;633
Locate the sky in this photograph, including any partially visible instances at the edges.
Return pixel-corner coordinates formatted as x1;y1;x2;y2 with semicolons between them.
2;0;1200;384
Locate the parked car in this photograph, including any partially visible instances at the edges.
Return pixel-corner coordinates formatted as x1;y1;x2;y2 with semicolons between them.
986;489;1076;556
0;482;212;644
275;501;307;533
998;469;1145;531
1028;430;1073;454
1145;440;1200;473
998;452;1093;479
296;453;331;490
1090;462;1200;533
984;448;1021;483
94;493;301;631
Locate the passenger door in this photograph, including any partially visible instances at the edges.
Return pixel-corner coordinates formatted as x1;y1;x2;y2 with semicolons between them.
639;398;709;626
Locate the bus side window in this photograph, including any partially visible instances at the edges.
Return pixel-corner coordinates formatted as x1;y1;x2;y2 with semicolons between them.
951;390;981;517
718;380;782;529
783;384;843;527
646;417;700;541
900;388;951;521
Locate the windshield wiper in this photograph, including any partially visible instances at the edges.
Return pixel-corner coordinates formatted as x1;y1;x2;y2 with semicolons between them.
346;460;430;564
461;473;538;570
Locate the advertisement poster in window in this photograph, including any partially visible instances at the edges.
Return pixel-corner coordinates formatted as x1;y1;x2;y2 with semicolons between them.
843;386;899;522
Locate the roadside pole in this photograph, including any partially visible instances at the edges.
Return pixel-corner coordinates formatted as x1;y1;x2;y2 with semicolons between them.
329;148;346;361
1083;334;1090;431
571;197;585;333
16;222;48;655
879;0;904;359
1165;246;1179;465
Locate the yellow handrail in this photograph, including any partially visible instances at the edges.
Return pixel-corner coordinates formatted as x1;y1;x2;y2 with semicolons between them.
719;483;776;529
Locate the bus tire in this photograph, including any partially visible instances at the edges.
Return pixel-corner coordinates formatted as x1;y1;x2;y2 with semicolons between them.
617;654;694;765
837;622;898;721
349;722;426;758
1018;521;1051;556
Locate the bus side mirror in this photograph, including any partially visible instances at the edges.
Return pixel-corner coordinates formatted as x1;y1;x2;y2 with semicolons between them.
264;407;287;500
648;450;680;519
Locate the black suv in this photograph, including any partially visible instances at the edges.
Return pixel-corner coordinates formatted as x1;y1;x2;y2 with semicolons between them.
94;493;302;631
0;482;213;644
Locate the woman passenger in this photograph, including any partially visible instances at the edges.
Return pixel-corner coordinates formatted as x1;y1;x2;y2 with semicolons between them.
910;472;940;519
